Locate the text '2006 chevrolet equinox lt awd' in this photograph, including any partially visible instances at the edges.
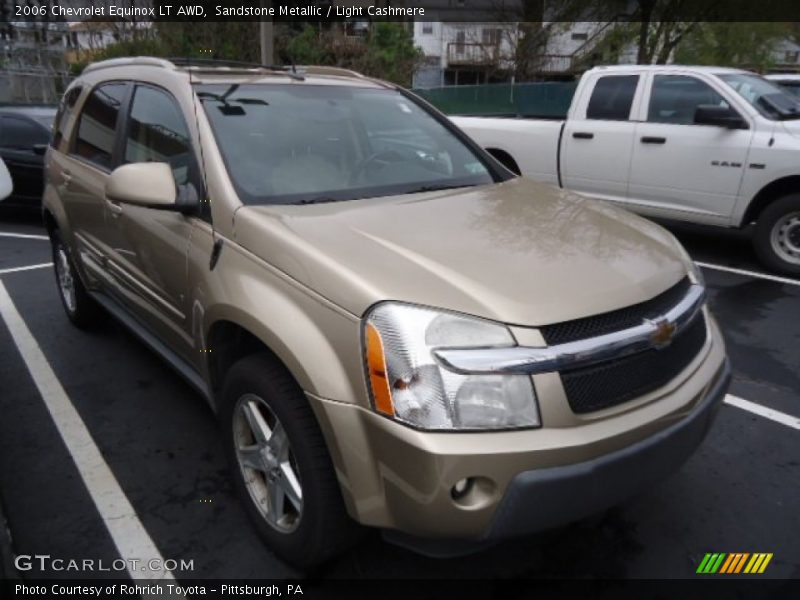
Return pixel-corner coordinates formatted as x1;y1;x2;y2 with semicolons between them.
43;57;731;568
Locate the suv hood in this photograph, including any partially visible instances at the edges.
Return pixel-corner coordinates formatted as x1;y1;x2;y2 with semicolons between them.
234;178;688;326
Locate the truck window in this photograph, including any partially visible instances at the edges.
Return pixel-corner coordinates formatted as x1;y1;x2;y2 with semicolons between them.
586;75;639;121
648;75;728;125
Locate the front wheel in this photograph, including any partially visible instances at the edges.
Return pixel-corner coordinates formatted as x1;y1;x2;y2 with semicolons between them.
753;194;800;276
220;354;359;569
50;230;100;328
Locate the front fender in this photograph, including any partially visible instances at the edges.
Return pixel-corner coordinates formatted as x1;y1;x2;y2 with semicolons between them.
198;239;368;408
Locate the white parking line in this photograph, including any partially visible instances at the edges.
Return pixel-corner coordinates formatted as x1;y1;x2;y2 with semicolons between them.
0;281;175;581
724;394;800;431
696;261;800;287
0;262;52;276
0;232;49;241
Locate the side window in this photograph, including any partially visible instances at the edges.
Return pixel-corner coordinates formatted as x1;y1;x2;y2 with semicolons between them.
586;75;639;121
123;86;193;187
0;116;49;148
53;86;82;148
73;83;127;170
648;75;729;125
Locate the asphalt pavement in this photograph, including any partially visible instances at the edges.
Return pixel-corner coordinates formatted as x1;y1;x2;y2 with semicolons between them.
0;212;798;582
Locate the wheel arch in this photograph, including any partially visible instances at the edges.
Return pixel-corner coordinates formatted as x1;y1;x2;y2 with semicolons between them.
202;305;362;409
742;175;800;227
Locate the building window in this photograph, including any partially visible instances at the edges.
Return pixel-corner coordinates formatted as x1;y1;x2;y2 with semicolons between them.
785;50;799;64
422;23;433;35
482;28;501;45
571;32;589;41
455;30;466;54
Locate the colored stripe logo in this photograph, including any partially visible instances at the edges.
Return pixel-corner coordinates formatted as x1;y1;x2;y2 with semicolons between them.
697;552;773;574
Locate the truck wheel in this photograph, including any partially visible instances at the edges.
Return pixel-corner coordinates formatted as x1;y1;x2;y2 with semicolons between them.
220;354;358;569
753;194;800;276
50;229;100;328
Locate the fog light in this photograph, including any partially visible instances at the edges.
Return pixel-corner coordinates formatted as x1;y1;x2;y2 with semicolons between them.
451;478;472;500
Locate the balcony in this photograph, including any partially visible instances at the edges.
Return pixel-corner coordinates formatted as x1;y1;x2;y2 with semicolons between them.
446;42;511;67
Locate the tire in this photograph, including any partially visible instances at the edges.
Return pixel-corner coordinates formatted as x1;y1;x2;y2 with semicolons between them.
220;353;359;569
50;229;100;329
753;193;800;276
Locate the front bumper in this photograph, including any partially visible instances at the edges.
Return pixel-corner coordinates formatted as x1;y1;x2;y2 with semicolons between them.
308;316;729;545
486;357;730;539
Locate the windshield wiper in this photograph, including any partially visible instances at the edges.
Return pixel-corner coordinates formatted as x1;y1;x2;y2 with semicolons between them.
294;196;342;205
402;183;477;195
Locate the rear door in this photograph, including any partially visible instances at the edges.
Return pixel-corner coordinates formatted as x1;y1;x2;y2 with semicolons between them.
560;73;643;202
57;81;130;287
628;73;752;225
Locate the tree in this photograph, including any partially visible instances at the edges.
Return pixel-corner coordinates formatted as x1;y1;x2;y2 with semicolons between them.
675;22;792;70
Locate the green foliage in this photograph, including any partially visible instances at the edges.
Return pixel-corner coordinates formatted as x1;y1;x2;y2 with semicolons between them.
675;23;792;70
69;38;168;76
155;22;261;63
68;23;421;86
278;23;422;86
357;23;424;87
281;25;331;66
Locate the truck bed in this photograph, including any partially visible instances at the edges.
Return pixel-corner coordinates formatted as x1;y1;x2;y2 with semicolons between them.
451;116;564;185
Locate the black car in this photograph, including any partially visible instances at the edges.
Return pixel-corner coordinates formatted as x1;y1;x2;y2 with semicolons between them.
0;106;57;209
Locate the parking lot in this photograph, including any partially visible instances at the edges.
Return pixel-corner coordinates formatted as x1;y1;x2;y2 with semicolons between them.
0;212;798;581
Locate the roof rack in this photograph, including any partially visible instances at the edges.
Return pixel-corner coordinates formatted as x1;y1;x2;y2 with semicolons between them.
82;56;175;73
169;58;306;80
81;56;374;84
297;65;366;79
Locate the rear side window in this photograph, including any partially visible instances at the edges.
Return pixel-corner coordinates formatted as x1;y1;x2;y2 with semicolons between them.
73;83;127;170
0;116;49;148
648;75;729;125
586;75;639;121
53;86;82;148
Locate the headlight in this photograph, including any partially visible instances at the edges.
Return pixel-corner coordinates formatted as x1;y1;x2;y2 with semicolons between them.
363;302;540;431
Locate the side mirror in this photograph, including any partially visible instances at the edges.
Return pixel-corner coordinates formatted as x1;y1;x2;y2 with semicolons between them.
694;105;748;129
106;162;178;209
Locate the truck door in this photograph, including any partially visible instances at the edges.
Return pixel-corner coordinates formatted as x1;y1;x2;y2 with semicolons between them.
628;74;753;225
561;74;642;203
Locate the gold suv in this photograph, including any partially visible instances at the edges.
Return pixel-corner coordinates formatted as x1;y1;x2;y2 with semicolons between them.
44;57;730;567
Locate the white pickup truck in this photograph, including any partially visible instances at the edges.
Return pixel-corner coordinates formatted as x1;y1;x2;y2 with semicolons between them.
452;65;800;274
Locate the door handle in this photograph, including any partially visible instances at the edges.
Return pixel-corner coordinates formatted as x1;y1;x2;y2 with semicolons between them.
641;136;666;144
105;199;123;215
572;132;594;140
61;170;73;186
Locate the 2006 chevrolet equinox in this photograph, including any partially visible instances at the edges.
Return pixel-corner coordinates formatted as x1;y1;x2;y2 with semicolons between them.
44;57;731;567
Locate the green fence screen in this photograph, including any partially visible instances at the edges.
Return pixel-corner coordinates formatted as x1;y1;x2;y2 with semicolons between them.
412;82;577;119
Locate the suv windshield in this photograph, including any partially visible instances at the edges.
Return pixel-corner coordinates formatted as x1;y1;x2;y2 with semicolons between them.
718;73;800;120
196;83;497;205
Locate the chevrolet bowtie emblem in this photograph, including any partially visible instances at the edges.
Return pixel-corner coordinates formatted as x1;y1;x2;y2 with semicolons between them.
649;318;677;348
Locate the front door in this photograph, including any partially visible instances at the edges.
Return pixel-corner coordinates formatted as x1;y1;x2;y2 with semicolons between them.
628;74;753;225
103;83;204;363
0;115;51;205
